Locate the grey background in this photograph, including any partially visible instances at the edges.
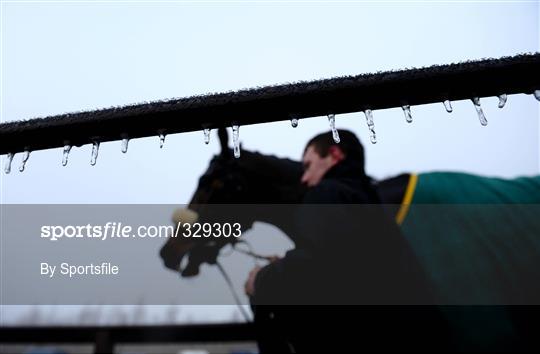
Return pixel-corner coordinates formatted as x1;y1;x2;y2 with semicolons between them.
1;0;539;324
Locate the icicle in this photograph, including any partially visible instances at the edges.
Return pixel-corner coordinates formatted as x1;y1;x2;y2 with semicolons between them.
471;97;488;126
290;118;299;128
203;128;211;145
90;142;100;166
4;153;14;174
327;114;340;143
364;110;377;144
497;94;507;108
402;105;412;123
19;150;31;172
232;125;240;158
534;90;540;101
159;133;166;149
443;100;453;113
62;145;72;166
121;138;129;153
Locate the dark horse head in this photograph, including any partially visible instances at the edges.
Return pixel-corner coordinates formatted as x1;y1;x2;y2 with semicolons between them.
159;128;306;276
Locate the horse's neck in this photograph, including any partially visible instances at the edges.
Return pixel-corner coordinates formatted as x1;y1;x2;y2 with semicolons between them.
237;151;304;236
240;151;304;201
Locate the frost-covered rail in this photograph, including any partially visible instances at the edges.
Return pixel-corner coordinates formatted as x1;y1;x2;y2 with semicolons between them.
1;53;539;156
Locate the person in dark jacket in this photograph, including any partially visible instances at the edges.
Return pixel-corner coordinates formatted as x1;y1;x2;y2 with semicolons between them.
245;130;449;353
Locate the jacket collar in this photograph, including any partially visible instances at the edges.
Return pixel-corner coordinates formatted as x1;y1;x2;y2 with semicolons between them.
323;158;366;181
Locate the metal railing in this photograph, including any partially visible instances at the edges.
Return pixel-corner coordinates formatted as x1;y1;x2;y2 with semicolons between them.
0;323;256;353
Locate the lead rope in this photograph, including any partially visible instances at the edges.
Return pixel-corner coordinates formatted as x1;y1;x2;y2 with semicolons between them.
233;239;275;263
216;261;253;323
216;240;272;323
218;242;296;353
215;241;274;322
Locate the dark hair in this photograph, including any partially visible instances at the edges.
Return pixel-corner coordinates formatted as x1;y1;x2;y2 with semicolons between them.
304;129;365;167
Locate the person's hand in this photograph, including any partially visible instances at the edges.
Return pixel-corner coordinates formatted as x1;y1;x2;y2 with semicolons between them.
244;266;262;297
267;255;281;263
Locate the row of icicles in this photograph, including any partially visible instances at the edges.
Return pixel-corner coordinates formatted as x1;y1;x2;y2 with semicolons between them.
3;91;540;174
320;92;535;146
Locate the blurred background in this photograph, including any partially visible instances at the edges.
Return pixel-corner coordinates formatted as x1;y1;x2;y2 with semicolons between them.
1;0;538;331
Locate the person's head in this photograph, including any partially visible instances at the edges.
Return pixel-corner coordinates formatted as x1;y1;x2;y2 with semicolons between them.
301;129;365;187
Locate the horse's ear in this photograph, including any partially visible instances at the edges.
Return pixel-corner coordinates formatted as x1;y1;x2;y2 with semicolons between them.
218;127;231;158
